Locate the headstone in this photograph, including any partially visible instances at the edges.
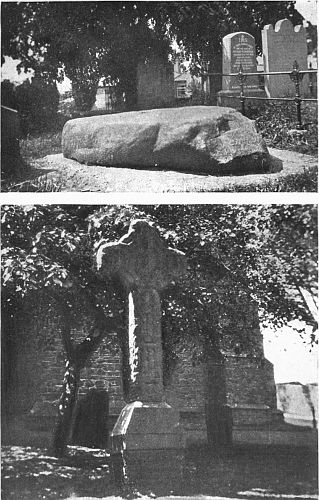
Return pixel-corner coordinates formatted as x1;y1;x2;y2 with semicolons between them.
96;220;187;486
262;19;308;98
222;32;260;91
218;32;265;108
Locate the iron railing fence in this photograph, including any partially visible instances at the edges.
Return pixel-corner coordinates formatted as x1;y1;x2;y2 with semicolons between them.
199;61;317;129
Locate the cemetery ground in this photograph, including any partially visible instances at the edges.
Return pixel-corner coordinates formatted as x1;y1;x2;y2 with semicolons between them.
3;101;317;193
1;443;317;500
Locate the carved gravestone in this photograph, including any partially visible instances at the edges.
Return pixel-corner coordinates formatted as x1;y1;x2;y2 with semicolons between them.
218;32;265;108
222;32;260;91
96;220;187;453
262;19;308;98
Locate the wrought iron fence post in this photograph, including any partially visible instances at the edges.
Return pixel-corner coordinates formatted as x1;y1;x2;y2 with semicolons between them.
290;60;304;129
308;62;314;98
237;64;247;116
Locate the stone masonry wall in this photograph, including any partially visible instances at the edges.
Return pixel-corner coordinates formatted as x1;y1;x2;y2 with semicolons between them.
224;355;277;409
165;344;208;443
79;339;126;415
3;289;279;446
3;295;126;420
2;297;65;418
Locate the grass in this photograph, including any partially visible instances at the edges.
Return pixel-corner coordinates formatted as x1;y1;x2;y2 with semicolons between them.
216;166;318;192
5;174;65;192
1;444;317;499
20;131;62;162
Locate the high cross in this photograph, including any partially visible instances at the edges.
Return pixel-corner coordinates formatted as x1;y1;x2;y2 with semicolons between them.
96;220;187;403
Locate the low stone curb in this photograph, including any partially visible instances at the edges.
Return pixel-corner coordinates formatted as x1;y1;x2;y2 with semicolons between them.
30;148;317;192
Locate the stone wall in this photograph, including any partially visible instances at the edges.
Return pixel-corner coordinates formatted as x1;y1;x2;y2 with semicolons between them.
224;355;277;409
79;339;125;415
165;343;208;443
2;297;65;418
2;290;279;447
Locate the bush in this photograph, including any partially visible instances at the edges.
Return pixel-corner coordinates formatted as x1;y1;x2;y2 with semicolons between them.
16;76;60;135
72;81;98;113
1;76;60;135
1;80;16;109
246;101;318;156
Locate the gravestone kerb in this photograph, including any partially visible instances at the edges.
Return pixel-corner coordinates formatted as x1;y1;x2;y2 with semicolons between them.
96;219;187;404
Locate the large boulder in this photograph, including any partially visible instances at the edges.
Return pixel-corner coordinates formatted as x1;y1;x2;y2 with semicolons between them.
62;106;271;174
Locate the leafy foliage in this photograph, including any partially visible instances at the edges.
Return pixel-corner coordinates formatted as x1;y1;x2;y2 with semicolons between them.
2;204;317;356
1;2;170;110
1;76;60;135
248;102;318;156
147;2;300;64
1;2;300;109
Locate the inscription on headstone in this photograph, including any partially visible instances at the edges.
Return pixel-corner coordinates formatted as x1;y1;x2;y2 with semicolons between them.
222;32;259;91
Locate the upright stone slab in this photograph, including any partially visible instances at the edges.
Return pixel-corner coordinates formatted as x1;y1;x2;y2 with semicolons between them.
262;19;308;98
96;220;187;451
223;32;259;91
218;32;265;108
137;55;175;110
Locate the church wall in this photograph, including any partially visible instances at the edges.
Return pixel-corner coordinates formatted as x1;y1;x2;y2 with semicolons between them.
2;293;279;447
224;355;278;409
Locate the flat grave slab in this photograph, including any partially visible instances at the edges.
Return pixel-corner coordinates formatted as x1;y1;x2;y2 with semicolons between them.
29;148;317;192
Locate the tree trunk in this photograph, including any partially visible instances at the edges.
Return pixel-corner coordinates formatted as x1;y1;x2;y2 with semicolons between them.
51;297;120;457
52;359;80;457
208;54;222;104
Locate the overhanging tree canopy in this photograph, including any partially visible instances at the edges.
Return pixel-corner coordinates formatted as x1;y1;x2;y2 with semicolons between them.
1;204;317;455
2;204;317;345
2;2;302;109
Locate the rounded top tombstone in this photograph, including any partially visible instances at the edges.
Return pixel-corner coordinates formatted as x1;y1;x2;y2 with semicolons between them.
222;31;259;90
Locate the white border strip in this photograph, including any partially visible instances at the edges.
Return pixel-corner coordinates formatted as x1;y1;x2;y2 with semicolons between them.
0;192;318;206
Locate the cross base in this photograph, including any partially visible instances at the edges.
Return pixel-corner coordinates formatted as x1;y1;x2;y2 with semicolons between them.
112;448;185;491
110;402;185;488
110;401;185;452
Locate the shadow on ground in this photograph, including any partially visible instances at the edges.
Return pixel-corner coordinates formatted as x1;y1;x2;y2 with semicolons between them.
1;444;317;500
